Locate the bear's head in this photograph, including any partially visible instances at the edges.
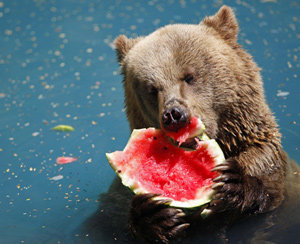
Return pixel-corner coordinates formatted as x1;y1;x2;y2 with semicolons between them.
114;5;281;156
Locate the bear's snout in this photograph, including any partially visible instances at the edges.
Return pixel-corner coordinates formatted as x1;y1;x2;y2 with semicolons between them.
161;106;188;132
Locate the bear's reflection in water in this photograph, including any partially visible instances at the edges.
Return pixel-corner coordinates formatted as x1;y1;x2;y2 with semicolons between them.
80;175;300;244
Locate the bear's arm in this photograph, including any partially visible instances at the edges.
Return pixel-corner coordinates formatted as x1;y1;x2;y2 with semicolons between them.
212;142;286;214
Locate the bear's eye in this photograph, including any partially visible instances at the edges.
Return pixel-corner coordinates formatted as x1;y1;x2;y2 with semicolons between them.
146;84;158;96
184;74;194;84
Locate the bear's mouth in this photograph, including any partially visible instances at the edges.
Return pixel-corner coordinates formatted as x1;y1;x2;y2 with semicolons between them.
180;138;199;150
171;137;201;151
163;116;206;150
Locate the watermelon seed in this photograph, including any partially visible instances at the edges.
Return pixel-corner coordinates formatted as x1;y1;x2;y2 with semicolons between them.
117;170;121;173
154;137;157;140
164;147;168;150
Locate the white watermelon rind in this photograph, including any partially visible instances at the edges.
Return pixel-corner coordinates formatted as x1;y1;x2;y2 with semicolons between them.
106;128;225;209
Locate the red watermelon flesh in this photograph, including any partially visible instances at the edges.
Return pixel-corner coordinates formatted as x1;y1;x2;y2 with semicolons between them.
106;125;225;208
164;117;205;146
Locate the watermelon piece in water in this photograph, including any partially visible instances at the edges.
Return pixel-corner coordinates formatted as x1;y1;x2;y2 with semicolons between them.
51;125;74;132
56;157;78;165
106;120;225;209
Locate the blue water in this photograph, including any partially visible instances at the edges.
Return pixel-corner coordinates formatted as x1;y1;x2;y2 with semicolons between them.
0;0;299;243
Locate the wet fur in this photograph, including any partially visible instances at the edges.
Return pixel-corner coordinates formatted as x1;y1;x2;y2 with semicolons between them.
82;5;300;244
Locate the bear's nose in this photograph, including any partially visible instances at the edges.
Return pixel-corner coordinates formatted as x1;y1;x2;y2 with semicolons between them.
161;107;187;132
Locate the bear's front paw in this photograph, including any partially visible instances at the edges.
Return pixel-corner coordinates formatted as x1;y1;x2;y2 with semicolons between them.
210;158;244;212
211;158;271;214
128;193;190;244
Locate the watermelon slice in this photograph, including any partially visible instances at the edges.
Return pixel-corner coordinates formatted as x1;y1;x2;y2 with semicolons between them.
106;118;225;209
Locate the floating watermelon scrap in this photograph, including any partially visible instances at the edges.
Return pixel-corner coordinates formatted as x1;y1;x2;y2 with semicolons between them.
56;157;78;165
51;125;74;132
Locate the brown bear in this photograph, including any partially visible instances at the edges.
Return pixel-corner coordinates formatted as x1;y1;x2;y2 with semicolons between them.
82;5;300;244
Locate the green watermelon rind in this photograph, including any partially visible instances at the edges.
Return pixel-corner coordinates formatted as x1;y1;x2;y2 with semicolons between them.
106;128;225;209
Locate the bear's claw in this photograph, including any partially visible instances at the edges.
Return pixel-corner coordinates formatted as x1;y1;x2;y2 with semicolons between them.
210;158;244;212
128;193;189;244
210;158;273;214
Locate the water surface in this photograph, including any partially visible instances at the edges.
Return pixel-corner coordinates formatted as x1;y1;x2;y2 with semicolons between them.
0;0;299;243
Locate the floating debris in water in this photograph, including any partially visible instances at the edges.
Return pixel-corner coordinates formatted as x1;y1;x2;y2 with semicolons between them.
32;132;40;137
51;125;74;131
50;175;64;181
261;0;277;3
277;91;290;97
56;157;78;165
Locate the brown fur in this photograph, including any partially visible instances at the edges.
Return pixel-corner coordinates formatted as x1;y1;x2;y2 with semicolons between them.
112;5;300;244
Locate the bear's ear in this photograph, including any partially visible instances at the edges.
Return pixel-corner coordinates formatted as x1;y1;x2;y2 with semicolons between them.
203;5;239;45
114;35;144;64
